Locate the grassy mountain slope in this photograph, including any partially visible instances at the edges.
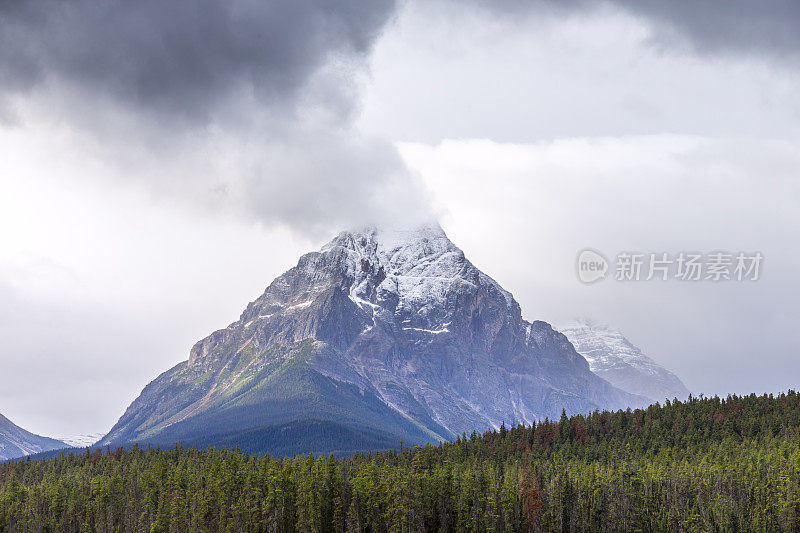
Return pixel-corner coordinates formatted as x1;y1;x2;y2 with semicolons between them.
103;339;438;456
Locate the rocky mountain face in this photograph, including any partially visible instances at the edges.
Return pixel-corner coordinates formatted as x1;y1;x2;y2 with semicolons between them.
101;226;646;456
0;413;66;461
557;319;690;404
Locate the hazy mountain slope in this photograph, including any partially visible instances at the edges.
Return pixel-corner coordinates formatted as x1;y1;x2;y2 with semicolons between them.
101;226;645;455
558;319;690;403
0;413;67;461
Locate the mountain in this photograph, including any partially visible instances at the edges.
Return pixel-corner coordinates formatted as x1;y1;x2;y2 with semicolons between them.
59;433;106;448
0;413;67;461
100;226;645;456
557;319;690;403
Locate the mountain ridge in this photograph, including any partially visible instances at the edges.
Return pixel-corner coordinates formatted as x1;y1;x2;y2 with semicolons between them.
0;413;67;461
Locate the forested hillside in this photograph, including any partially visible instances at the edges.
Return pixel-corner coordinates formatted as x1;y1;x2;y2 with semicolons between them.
2;392;800;532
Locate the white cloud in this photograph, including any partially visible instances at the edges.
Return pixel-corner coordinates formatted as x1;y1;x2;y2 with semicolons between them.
360;1;800;143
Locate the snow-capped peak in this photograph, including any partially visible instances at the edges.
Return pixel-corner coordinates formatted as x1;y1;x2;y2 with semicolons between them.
322;224;513;318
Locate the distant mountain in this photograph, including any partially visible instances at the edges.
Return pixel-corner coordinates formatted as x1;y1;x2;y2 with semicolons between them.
557;319;690;403
59;433;105;448
0;413;67;461
101;226;645;456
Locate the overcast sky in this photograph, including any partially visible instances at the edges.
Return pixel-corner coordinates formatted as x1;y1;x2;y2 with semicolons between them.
1;0;799;439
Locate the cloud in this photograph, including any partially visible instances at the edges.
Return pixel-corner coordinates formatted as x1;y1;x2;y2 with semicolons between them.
235;133;436;234
0;0;437;236
2;0;797;237
360;1;800;147
0;0;395;123
460;0;800;60
617;1;800;58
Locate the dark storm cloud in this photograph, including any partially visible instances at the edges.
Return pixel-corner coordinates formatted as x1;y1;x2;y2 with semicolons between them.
0;0;396;123
615;1;800;57
0;0;439;236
